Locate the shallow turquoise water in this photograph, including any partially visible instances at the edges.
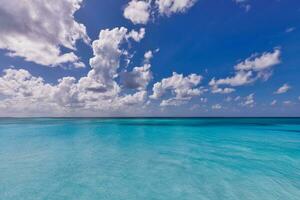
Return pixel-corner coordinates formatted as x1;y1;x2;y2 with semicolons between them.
0;118;300;200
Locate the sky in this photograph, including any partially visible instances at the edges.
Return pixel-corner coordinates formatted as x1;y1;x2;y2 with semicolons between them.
0;0;299;117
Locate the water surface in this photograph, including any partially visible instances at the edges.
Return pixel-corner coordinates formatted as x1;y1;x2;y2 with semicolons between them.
0;118;300;199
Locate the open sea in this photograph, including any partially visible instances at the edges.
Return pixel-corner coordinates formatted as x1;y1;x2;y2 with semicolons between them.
0;118;299;200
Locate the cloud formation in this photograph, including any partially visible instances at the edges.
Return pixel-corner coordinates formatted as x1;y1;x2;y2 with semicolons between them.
123;0;197;24
156;0;197;16
0;24;206;115
270;100;277;106
0;1;298;117
123;0;151;24
0;0;90;67
274;83;291;94
209;48;281;92
0;27;150;116
150;72;204;106
240;93;255;107
210;84;236;94
234;49;281;72
121;64;153;90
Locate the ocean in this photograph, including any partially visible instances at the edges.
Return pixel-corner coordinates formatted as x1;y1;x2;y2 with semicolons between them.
0;118;299;199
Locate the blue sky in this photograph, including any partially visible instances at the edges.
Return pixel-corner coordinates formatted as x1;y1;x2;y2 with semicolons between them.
0;0;299;117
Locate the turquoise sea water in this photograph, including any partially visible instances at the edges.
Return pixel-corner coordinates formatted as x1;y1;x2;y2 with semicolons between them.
0;118;300;200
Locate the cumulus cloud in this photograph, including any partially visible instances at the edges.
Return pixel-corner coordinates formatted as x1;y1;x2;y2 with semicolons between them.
0;68;65;115
274;83;291;94
86;27;129;92
209;71;254;87
81;27;146;96
121;48;156;91
209;48;281;91
0;27;149;116
0;68;148;116
121;64;153;90
0;0;90;67
123;0;197;25
0;68;53;99
123;0;151;24
77;27;148;110
150;72;204;106
234;49;281;72
118;91;147;106
209;83;236;94
127;28;146;42
155;0;197;16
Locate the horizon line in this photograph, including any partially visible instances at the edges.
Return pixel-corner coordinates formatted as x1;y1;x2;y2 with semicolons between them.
0;116;300;119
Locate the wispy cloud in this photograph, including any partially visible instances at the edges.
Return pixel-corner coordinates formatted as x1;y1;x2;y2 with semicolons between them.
274;84;291;94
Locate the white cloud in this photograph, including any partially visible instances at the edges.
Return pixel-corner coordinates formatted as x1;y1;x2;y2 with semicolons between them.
241;93;255;107
123;0;197;25
160;98;187;106
82;27;146;95
0;69;65;115
150;72;203;106
144;50;153;63
212;104;222;110
209;71;254;87
274;83;291;94
0;68;149;116
210;84;236;94
155;0;197;16
123;0;151;24
0;68;53;99
119;91;147;106
144;49;159;63
84;27;128;95
234;49;281;71
121;64;153;90
73;62;86;68
0;0;90;67
121;48;155;91
270;100;277;106
150;72;202;99
127;28;146;42
210;48;281;89
0;27;149;116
